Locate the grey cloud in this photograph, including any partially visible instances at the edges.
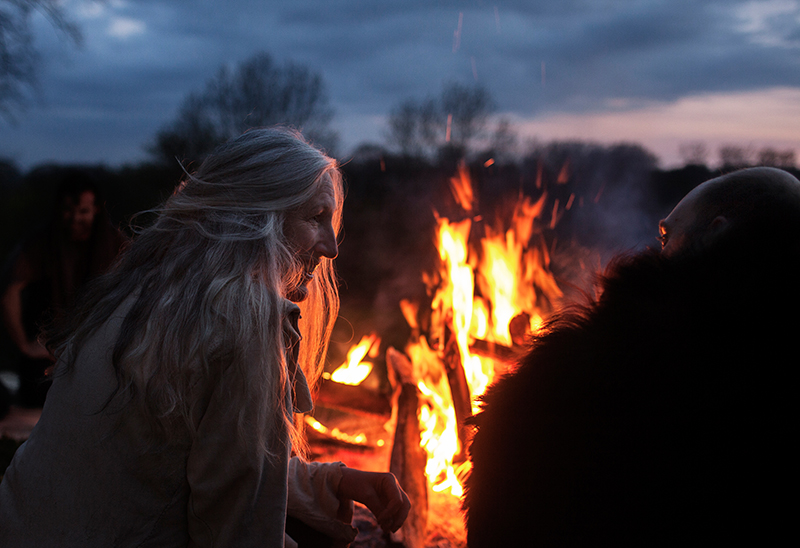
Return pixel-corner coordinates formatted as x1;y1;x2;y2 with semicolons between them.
2;0;799;167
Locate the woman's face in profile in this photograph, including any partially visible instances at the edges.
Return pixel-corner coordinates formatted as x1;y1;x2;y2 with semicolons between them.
283;175;339;301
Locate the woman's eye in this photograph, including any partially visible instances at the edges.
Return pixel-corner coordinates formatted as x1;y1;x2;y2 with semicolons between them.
312;210;331;223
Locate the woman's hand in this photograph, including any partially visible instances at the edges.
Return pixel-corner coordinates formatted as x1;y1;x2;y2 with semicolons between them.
337;467;411;533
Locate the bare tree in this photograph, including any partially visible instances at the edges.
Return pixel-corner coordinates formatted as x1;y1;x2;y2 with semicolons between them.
719;144;753;168
1;0;81;119
385;82;495;160
482;117;518;162
417;97;444;154
150;52;338;166
757;147;796;168
678;141;708;166
386;99;422;158
441;81;494;152
149;94;221;168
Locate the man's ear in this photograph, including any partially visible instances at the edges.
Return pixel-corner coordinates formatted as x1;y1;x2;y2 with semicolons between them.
703;215;729;246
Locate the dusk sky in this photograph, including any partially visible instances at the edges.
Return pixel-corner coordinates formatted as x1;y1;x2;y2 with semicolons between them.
2;0;800;169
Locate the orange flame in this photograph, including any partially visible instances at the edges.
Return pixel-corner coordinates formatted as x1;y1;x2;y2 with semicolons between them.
449;162;475;212
325;333;380;386
405;166;564;497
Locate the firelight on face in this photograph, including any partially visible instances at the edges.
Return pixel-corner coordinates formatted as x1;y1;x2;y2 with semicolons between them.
283;175;338;302
658;178;730;256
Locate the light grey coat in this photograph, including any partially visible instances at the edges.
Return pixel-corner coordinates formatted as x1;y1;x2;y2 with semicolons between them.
0;299;356;547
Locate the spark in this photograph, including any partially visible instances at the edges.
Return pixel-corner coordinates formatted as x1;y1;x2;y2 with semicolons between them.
594;182;606;204
446;114;452;143
453;12;463;53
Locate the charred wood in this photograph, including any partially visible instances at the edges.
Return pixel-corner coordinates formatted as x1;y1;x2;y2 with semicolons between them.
315;379;392;419
442;326;472;464
468;338;520;367
387;350;428;548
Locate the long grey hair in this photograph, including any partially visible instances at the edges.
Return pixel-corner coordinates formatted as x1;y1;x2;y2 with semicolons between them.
47;127;343;458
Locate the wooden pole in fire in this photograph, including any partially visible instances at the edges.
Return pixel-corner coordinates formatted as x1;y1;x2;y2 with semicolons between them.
386;347;428;548
442;322;473;464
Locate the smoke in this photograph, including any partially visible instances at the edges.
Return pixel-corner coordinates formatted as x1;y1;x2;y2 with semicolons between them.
521;140;662;256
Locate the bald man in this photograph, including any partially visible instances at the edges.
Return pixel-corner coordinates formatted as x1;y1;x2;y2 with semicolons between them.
464;167;799;547
658;166;800;255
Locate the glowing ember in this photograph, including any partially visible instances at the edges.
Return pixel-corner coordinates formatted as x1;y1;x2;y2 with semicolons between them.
304;416;369;446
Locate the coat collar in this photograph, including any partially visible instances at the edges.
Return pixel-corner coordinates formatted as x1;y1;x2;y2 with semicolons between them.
282;300;313;414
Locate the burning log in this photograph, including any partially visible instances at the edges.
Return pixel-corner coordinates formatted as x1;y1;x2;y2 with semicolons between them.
467;311;536;373
386;347;428;548
508;311;534;346
443;325;472;464
467;338;518;365
314;378;392;419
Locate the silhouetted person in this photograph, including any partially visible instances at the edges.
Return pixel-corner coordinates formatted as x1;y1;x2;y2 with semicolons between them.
1;170;125;407
464;167;800;546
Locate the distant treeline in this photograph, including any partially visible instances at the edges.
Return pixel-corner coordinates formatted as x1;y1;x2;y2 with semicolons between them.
2;148;799;370
3;146;799;281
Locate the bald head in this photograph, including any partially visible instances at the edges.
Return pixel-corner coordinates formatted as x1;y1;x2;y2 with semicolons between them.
659;167;800;256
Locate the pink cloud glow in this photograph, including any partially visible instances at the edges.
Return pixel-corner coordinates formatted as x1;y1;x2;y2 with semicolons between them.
514;87;800;168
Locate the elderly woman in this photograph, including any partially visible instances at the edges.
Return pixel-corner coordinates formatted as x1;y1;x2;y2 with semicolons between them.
0;128;409;547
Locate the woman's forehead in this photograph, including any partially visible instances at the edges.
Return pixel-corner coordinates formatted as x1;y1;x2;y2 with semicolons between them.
315;173;338;205
294;174;336;211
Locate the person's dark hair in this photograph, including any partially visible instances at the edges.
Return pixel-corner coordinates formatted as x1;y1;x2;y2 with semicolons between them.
54;168;100;206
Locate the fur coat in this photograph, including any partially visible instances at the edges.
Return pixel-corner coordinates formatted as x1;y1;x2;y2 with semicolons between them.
464;228;799;546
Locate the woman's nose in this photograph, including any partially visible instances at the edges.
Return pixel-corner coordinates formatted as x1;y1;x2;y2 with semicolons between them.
316;224;338;259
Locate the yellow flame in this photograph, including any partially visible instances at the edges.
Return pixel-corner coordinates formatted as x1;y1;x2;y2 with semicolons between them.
403;168;564;498
328;334;379;386
437;217;474;364
418;380;462;497
470;297;489;340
